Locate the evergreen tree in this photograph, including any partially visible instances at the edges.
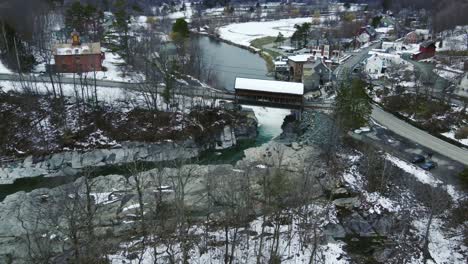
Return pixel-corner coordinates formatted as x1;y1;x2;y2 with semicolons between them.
107;0;131;62
334;78;372;131
172;18;190;39
292;23;311;48
371;16;382;28
274;32;285;47
65;2;103;41
0;21;36;72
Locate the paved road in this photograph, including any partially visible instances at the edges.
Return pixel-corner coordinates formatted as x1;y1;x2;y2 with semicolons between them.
371;105;468;166
0;73;138;89
334;41;381;83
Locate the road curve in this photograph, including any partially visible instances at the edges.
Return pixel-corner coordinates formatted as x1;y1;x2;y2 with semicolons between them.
371;105;468;166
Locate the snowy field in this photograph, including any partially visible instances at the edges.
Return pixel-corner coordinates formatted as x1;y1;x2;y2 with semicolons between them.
219;17;314;47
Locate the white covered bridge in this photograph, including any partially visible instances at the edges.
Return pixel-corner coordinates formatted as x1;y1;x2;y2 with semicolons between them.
234;78;304;110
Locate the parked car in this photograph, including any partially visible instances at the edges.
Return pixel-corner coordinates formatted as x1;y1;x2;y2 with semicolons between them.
420;161;437;171
411;154;425;164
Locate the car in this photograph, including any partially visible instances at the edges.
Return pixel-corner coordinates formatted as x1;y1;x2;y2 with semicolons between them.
411;154;425;164
420;161;437;171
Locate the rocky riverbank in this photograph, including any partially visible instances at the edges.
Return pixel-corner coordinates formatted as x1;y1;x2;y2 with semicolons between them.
0;107;258;185
0;140;325;263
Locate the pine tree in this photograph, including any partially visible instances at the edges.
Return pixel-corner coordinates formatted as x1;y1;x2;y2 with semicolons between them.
334;78;372;131
274;32;285;47
172;18;190;39
107;0;131;63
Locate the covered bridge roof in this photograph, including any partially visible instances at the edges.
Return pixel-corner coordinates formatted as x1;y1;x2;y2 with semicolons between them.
234;78;304;95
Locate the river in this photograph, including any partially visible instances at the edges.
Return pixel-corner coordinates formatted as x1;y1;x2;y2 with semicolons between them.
195;35;273;90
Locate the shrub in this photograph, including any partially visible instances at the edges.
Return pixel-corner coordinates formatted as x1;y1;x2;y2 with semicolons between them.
455;127;468;139
459;168;468;190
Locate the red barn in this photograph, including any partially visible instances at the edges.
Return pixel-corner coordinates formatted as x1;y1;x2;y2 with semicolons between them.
53;32;105;73
412;40;436;60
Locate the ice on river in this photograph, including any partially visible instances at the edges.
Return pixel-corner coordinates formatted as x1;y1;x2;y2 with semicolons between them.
245;105;290;139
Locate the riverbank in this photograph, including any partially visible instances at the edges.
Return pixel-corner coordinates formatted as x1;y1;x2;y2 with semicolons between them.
0;91;259;186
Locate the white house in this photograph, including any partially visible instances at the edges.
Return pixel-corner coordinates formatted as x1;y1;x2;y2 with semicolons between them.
382;41;404;52
357;32;370;44
364;52;411;79
415;29;430;40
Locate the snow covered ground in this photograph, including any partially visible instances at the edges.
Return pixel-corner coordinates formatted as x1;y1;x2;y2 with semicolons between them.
438;33;468;51
441;130;468;147
412;218;467;264
0;80;131;103
108;203;349;264
219;17;314;47
0;60;12;74
434;68;463;81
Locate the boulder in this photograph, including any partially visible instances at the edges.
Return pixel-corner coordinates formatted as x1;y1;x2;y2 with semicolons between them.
291;142;302;150
48;153;64;170
342;212;376;237
324;223;346;239
332;188;350;198
333;197;361;209
373;248;393;263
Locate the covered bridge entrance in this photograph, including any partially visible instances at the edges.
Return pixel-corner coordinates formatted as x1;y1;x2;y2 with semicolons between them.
234;78;304;110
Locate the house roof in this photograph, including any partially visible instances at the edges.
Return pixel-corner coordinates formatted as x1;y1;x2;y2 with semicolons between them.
360;26;377;37
234;78;304;95
303;59;332;74
420;40;436;48
54;42;101;56
288;54;314;62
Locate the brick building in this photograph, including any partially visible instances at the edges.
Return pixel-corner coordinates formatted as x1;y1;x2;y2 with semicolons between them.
412;40;436;60
53;31;105;73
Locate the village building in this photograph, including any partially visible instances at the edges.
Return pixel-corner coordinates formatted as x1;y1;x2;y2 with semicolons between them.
404;29;430;44
53;31;105;73
306;38;332;57
364;51;411;79
412;40;436;60
356;26;377;46
288;54;315;82
302;60;333;92
382;41;405;52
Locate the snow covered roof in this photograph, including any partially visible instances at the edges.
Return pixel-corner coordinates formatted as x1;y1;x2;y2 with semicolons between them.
54;42;101;55
288;54;314;62
274;61;287;66
279;45;295;51
415;29;430;35
235;78;304;95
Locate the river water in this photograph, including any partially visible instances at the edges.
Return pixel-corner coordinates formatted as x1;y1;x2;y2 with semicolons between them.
195;36;273;90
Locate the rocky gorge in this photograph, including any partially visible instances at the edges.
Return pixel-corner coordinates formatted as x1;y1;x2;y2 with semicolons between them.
0;107;258;185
